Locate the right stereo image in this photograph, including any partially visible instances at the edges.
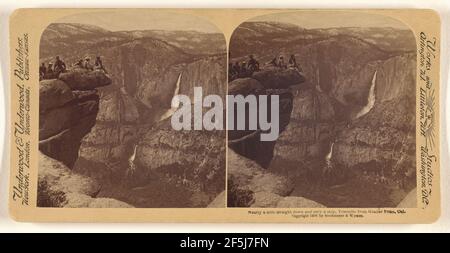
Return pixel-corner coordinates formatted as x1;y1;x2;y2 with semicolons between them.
227;11;417;208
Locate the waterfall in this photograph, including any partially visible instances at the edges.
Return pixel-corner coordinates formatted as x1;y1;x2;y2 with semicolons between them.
355;71;377;119
128;144;138;174
315;67;323;92
325;142;334;167
356;70;377;118
159;72;182;121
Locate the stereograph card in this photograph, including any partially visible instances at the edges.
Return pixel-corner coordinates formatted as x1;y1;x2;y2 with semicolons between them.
8;9;441;223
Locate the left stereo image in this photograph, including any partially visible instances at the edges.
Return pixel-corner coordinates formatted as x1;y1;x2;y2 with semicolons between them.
37;10;227;208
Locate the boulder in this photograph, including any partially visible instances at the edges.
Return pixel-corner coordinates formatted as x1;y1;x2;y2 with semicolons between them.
58;69;111;90
39;79;74;112
252;68;305;89
228;77;264;96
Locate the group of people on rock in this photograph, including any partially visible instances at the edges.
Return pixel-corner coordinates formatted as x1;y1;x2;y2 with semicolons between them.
39;55;108;80
267;54;301;71
73;56;108;73
228;54;261;81
39;56;67;80
228;54;302;81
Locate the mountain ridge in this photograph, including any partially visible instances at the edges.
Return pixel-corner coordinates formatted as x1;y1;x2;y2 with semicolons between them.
230;21;416;59
41;23;226;58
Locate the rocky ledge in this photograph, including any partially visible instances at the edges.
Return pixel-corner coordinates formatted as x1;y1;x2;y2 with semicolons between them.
38;152;132;208
38;68;131;207
227;67;306;168
227;148;324;208
39;68;111;168
226;67;323;207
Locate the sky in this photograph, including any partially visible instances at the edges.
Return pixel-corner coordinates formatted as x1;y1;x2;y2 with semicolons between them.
55;10;410;34
55;10;221;33
250;11;409;30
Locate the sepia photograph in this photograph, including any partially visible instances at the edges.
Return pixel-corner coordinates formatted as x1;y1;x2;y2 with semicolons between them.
37;10;227;208
227;11;417;208
7;7;441;224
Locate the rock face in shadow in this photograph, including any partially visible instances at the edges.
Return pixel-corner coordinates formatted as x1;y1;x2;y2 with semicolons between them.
227;68;306;168
273;87;336;166
227;148;324;208
39;69;112;168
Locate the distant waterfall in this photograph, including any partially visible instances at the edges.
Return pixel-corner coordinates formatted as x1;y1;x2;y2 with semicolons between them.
315;67;323;92
159;73;182;121
325;142;334;167
128;144;138;174
355;71;377;119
